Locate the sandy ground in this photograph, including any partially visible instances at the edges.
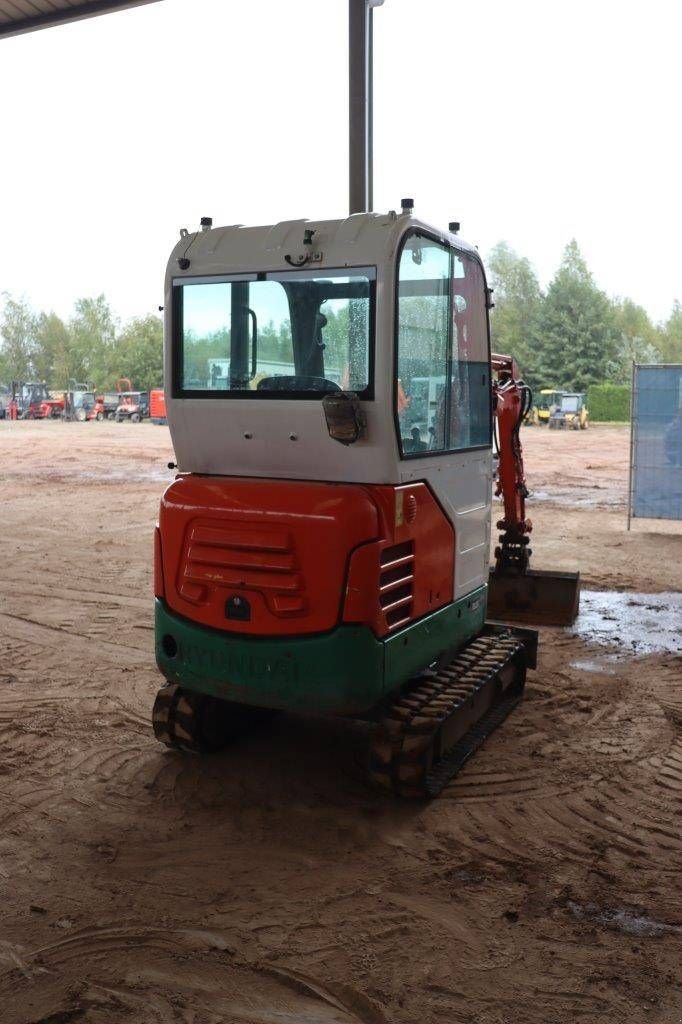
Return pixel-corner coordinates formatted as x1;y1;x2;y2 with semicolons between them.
0;420;680;1024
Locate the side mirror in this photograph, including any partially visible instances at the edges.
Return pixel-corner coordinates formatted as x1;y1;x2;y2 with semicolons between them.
322;391;366;446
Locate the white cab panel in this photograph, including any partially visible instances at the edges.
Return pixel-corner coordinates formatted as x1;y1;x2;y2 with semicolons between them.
169;396;398;484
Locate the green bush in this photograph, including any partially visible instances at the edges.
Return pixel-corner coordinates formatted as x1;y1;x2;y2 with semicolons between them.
587;383;631;422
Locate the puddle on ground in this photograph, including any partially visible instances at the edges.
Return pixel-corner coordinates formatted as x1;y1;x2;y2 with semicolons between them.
569;658;618;675
527;489;624;509
568;901;682;938
572;590;682;656
77;468;172;484
1;467;172;485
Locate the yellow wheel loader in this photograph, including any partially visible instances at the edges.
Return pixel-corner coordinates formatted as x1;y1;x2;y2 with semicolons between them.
548;393;589;430
525;388;563;425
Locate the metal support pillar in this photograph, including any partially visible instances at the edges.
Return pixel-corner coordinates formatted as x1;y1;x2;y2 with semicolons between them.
349;0;384;214
627;360;636;530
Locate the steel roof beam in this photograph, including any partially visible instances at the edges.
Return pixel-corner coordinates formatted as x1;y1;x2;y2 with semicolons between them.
0;0;163;40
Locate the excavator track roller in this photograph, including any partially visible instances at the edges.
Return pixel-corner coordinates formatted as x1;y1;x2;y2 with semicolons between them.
152;682;274;753
367;627;534;799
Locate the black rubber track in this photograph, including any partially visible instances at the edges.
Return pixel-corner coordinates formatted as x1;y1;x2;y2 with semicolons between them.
367;631;527;799
152;682;274;754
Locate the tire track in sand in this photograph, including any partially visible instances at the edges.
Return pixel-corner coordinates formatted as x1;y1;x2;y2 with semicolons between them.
0;922;388;1024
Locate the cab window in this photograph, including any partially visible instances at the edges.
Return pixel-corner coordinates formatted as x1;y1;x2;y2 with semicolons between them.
175;268;374;399
396;234;490;456
396;238;449;453
449;253;490;450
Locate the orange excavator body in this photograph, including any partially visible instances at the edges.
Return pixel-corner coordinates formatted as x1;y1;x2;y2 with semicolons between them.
155;475;455;640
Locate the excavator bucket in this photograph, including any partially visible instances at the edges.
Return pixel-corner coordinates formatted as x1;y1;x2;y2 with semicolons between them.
487;568;580;627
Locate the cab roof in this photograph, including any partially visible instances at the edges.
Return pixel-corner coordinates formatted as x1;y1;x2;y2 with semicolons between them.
167;212;479;282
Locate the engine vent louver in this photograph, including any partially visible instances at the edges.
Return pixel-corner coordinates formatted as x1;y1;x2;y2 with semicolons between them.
379;541;415;630
179;522;306;617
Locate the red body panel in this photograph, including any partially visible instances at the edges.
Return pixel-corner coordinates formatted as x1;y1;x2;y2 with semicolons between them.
156;477;455;639
343;484;454;634
159;476;380;636
154;527;165;599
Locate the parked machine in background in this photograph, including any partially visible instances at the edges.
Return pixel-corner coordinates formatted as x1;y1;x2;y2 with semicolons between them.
525;388;563;425
10;381;63;419
89;391;123;420
115;390;149;422
63;381;96;421
7;382;19;419
549;392;589;430
85;378;144;422
150;388;167;424
88;395;106;421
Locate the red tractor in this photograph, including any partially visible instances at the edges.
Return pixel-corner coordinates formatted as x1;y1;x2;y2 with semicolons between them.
10;382;63;419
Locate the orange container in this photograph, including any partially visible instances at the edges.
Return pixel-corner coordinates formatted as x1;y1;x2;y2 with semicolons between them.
150;389;167;422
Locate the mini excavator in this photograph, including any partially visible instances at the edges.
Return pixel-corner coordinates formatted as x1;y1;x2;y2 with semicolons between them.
150;208;579;796
150;2;579;797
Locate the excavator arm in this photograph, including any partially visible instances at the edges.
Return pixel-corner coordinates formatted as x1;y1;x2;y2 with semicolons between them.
491;353;533;574
487;353;580;627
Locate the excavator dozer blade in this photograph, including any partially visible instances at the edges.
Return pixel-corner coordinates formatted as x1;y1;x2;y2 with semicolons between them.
487;568;580;627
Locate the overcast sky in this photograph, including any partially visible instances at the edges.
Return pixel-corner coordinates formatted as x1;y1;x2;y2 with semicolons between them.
0;0;679;326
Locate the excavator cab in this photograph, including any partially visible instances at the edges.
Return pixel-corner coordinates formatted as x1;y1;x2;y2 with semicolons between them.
152;211;578;796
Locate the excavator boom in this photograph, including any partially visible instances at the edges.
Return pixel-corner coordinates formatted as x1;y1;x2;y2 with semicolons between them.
487;353;580;627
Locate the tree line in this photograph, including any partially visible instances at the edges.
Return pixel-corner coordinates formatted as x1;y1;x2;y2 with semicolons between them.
2;240;680;395
0;294;163;392
488;240;682;391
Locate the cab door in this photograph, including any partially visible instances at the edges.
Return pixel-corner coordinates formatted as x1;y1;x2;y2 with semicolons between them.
394;231;493;601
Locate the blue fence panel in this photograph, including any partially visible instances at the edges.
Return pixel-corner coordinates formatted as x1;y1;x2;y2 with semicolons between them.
631;365;682;521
